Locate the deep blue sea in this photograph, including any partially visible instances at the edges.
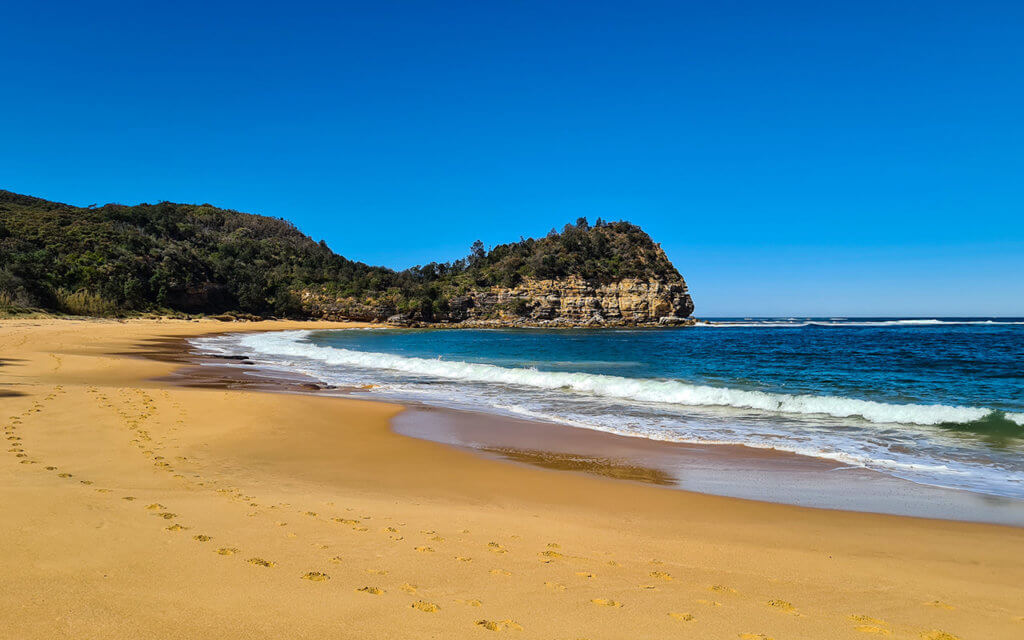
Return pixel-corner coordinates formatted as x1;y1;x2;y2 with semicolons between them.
194;319;1024;499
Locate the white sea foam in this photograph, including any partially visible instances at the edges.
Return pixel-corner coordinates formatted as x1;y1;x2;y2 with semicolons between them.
232;330;998;427
493;403;975;476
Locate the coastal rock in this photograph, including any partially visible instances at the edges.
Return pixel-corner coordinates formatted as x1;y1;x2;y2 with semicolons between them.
450;276;694;327
299;275;694;328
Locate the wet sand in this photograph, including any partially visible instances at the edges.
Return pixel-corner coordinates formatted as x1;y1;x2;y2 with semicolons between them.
2;317;1023;639
392;406;1024;526
169;331;1024;526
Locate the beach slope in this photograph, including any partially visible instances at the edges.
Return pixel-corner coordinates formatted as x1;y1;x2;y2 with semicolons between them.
1;318;1022;639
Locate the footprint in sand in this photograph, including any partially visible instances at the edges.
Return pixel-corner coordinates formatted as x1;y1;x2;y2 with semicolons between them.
855;626;891;635
193;534;212;542
455;556;473;562
710;584;738;594
668;612;696;622
165;524;188;531
544;582;566;591
365;569;388;575
696;599;721;607
458;598;483;607
356;586;383;594
216;547;239;556
330;555;344;563
476;619;523;632
766;599;800;615
303;572;331;582
591;598;622;608
399;583;417;593
415;546;435;553
849;615;890;635
924;601;955;611
145;503;165;510
411;601;440;613
247;558;276;568
58;473;73;478
649;571;672;581
920;632;961;640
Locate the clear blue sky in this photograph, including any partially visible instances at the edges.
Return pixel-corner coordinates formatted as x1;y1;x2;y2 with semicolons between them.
3;1;1022;316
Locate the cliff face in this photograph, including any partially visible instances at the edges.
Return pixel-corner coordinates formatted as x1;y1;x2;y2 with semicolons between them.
445;276;694;327
299;275;694;327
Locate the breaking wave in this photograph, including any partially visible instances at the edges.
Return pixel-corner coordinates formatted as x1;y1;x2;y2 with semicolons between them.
232;331;1019;429
697;319;1024;328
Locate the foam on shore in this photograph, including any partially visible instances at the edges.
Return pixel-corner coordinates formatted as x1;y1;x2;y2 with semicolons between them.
229;330;1012;428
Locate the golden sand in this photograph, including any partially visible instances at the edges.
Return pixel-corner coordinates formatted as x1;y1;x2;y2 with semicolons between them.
1;317;1023;639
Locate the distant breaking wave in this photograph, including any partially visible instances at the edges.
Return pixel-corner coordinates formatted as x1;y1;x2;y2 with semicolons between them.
697;319;1024;328
233;331;1024;428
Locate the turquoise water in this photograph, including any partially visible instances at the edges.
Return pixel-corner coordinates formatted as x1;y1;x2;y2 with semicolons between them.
194;319;1024;499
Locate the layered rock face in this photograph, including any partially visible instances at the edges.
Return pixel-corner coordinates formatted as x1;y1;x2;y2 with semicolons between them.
447;276;694;327
300;276;694;327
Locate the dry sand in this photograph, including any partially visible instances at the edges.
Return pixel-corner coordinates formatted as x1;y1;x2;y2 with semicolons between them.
1;317;1022;640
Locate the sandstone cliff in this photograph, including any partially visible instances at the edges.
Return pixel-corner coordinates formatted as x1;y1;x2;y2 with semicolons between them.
300;275;694;328
442;276;694;327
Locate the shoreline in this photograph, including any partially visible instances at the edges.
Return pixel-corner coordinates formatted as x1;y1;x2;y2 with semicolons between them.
175;328;1024;526
2;317;1023;639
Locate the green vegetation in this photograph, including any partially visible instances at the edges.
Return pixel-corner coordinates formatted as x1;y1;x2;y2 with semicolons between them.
1;191;682;321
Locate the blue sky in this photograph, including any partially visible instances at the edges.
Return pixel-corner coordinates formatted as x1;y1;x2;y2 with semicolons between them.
2;1;1023;316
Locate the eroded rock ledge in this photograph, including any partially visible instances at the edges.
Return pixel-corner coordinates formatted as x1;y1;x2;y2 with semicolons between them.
301;275;695;328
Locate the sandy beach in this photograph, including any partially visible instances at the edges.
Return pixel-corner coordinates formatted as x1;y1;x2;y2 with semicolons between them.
2;318;1023;640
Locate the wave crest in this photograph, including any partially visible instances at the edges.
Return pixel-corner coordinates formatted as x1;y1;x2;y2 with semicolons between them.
233;331;1007;428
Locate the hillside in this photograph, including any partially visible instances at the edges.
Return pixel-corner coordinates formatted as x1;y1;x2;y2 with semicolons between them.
0;190;693;325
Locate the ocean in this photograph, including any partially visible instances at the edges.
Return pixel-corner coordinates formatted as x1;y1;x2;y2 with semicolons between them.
192;319;1024;500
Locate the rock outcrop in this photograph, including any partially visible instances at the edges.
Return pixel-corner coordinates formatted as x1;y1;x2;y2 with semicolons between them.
444;276;694;327
299;275;694;328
